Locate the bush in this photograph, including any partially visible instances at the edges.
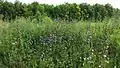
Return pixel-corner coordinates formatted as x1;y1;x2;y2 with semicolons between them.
0;18;120;68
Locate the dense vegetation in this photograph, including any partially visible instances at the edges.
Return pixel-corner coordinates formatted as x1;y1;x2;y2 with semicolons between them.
0;0;120;21
0;17;120;68
0;0;120;68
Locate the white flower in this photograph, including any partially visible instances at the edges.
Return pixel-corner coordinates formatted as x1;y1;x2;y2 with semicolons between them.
99;65;101;68
114;66;116;68
84;57;86;60
104;60;109;63
12;43;16;45
92;53;94;55
98;52;102;54
103;55;107;58
12;41;17;45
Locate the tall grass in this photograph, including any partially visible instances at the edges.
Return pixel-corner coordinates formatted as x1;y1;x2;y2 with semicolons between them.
0;18;120;68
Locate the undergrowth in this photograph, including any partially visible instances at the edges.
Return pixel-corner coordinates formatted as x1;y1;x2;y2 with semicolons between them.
0;18;120;68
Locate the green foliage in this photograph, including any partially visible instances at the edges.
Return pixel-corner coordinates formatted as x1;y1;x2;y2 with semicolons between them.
0;18;120;68
0;1;119;21
0;1;120;68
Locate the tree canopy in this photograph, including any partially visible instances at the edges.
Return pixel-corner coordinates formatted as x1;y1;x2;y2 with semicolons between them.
0;0;119;21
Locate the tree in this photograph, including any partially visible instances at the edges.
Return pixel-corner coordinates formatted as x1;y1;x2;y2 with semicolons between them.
105;4;113;18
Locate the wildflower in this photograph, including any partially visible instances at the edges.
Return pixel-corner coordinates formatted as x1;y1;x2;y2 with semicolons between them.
92;49;94;52
12;42;16;45
103;55;107;58
99;65;101;68
92;52;94;55
84;57;86;60
12;41;17;45
99;52;102;54
104;60;109;63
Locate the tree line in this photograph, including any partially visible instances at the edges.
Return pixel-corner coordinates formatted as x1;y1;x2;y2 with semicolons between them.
0;0;119;21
